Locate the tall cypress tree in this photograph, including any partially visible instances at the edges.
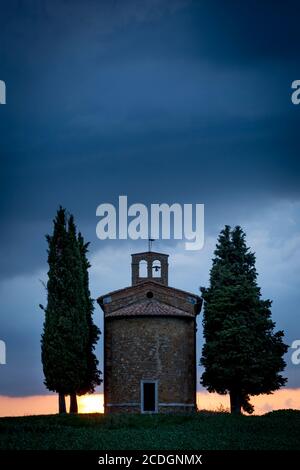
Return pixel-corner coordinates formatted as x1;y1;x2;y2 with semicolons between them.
77;233;101;395
41;207;70;413
200;225;288;414
41;208;100;414
66;215;89;413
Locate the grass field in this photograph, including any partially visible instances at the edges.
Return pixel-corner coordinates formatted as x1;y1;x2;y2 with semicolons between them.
0;409;299;450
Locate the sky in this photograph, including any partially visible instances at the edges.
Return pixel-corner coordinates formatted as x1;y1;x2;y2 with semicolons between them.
0;0;299;413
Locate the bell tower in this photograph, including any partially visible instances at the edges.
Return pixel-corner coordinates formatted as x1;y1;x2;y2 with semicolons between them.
131;251;169;286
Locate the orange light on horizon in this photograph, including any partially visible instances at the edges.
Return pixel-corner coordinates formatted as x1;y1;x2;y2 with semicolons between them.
0;388;300;417
196;388;300;415
0;394;104;417
78;394;104;414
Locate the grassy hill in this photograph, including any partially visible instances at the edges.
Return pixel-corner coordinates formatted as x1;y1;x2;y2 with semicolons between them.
0;409;299;450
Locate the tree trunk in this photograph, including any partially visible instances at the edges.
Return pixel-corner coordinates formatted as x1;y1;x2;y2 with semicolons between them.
58;393;66;414
230;390;242;414
69;393;78;413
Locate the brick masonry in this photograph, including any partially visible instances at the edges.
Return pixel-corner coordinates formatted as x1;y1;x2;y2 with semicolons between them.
97;251;202;414
131;251;169;286
104;316;196;413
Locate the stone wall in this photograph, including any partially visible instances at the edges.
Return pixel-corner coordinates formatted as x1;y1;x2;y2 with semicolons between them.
104;315;196;413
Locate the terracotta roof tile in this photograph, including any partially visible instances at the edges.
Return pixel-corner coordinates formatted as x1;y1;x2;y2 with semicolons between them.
105;299;194;319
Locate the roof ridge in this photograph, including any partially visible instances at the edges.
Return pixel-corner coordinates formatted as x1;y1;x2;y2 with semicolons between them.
98;280;201;301
131;251;169;256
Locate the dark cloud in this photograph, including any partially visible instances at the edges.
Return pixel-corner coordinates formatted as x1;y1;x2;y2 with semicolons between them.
0;0;299;395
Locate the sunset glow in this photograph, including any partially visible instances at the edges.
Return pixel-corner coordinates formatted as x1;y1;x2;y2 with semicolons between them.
0;389;300;417
196;388;300;415
78;394;104;414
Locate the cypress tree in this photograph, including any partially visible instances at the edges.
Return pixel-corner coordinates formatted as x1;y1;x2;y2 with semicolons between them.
77;233;102;396
200;225;288;414
41;208;100;414
41;207;70;413
66;215;89;413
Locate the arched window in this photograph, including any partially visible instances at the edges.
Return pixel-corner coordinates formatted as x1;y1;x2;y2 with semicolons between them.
139;260;148;277
152;260;161;278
